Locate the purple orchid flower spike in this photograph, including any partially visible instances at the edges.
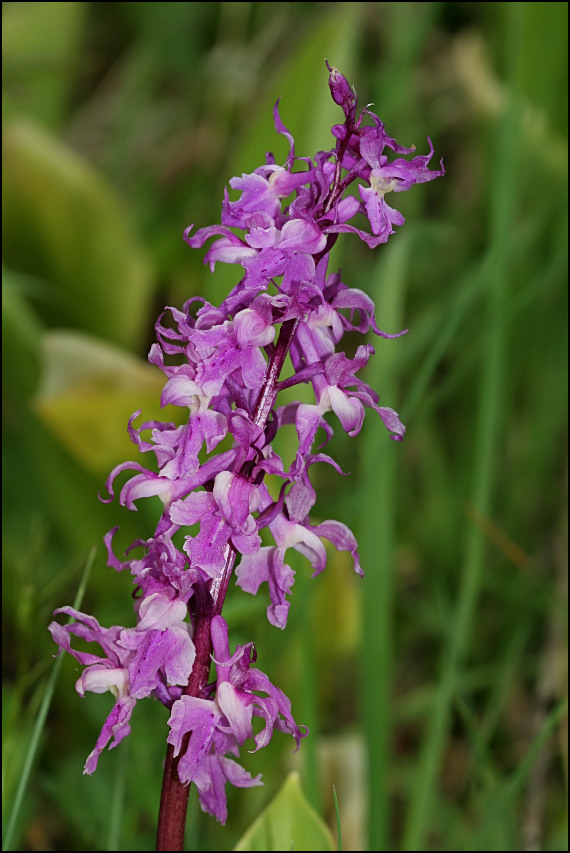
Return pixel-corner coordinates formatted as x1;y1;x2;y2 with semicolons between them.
49;62;443;850
166;615;307;823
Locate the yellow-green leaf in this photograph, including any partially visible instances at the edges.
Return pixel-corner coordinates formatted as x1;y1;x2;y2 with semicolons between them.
233;772;336;852
33;329;179;477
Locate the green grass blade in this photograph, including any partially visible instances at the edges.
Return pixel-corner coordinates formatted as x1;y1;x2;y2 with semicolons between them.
106;734;129;851
401;5;526;848
2;547;96;851
332;785;342;852
473;697;568;850
358;233;410;850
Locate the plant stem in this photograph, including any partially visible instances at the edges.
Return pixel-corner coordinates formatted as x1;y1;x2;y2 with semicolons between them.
155;316;299;851
156;579;213;851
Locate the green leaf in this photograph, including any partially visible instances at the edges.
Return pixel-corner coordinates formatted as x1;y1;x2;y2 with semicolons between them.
2;119;154;349
233;771;336;852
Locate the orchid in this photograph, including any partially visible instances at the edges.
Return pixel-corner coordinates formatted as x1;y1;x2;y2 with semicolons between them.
49;61;443;849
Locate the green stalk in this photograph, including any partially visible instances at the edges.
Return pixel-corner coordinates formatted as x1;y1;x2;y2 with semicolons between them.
359;234;410;850
401;6;525;849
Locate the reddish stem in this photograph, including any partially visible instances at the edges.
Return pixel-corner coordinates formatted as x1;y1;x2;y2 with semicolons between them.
155;317;299;851
156;580;212;851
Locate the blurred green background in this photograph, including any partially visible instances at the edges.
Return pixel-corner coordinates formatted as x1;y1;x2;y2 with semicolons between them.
2;2;567;850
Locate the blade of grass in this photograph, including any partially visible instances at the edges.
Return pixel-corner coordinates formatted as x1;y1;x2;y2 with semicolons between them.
2;547;96;851
358;232;410;851
107;732;129;851
473;697;568;850
401;261;484;422
298;564;320;813
401;5;526;849
333;785;342;851
414;238;567;424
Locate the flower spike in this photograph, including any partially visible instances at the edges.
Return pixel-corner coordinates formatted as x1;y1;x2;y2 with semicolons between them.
50;64;443;832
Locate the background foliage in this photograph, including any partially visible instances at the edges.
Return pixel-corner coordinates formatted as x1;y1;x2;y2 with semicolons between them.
2;2;567;850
